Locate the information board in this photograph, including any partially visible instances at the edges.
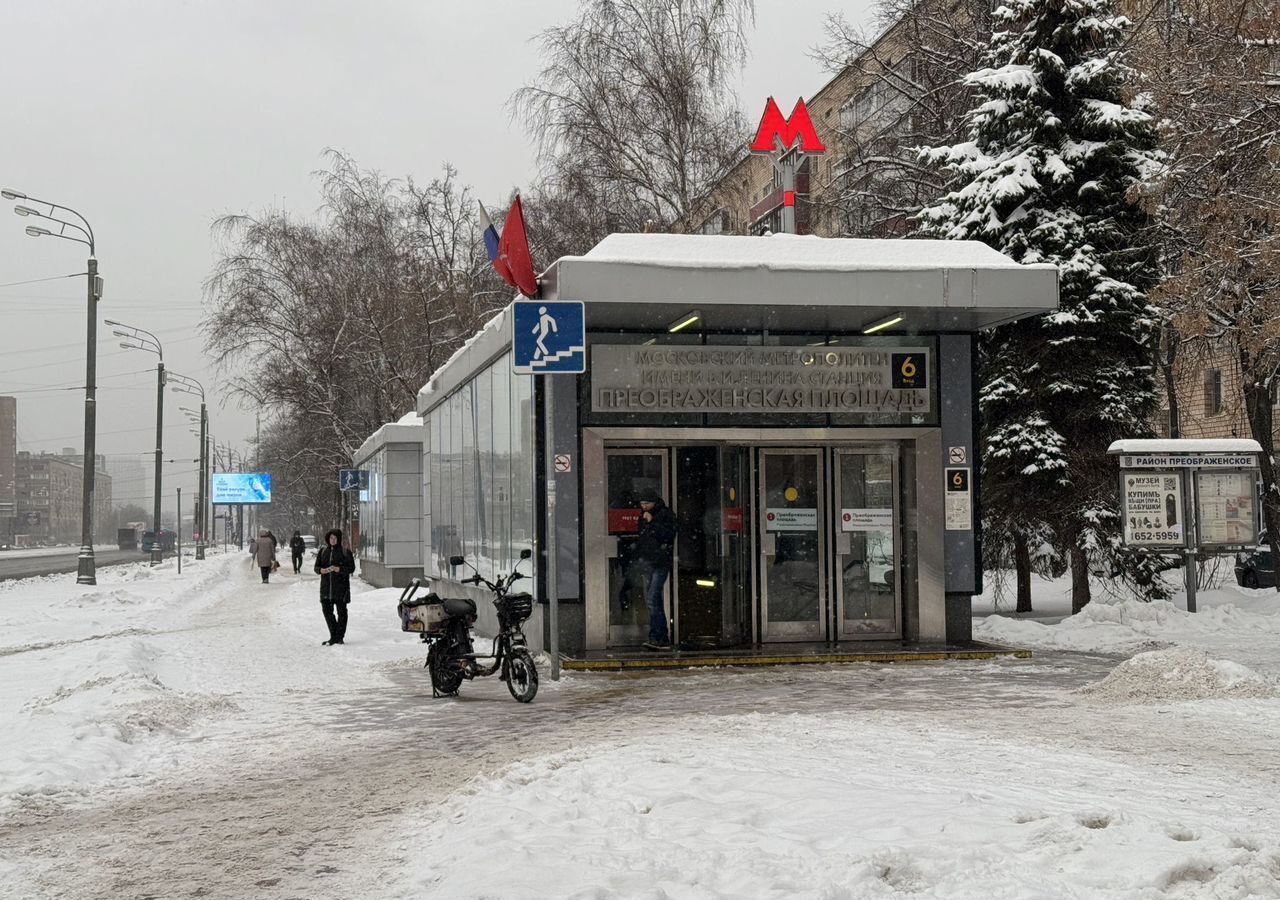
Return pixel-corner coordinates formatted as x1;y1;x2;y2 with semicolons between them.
944;467;972;532
764;508;817;531
590;344;931;417
1121;472;1184;547
1196;471;1258;546
841;508;893;531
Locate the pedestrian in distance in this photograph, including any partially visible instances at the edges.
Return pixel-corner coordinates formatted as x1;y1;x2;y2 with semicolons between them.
634;489;677;651
314;529;355;645
289;530;305;574
254;528;276;583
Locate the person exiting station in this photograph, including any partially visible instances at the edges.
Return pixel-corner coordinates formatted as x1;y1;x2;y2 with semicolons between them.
635;490;677;651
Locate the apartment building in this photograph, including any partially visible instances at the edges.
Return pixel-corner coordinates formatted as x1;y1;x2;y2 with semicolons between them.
15;451;113;545
0;396;15;545
683;0;1277;448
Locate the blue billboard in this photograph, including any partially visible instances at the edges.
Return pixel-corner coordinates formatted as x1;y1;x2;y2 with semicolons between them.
211;472;272;505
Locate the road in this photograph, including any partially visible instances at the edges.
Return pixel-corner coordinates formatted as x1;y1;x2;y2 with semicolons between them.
0;548;148;581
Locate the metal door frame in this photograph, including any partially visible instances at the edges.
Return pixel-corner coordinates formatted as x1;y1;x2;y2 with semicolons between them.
600;447;670;647
757;447;827;642
581;426;947;651
831;446;903;640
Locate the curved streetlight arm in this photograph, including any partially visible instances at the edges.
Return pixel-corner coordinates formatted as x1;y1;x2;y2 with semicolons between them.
9;193;95;254
167;372;206;400
116;335;161;357
105;320;164;360
15;206;93;247
29;224;92;250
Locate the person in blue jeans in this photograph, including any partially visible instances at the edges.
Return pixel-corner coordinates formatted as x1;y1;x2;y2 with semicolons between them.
635;489;677;650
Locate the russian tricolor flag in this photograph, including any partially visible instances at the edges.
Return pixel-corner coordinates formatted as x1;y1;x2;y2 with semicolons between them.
479;197;538;298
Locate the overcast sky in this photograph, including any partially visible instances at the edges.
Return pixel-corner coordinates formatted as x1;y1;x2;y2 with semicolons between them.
0;0;873;508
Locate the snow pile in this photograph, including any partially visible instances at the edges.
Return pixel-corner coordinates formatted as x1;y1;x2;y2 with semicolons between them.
0;557;242;810
408;714;1280;899
1079;648;1277;704
976;595;1280;668
2;634;239;808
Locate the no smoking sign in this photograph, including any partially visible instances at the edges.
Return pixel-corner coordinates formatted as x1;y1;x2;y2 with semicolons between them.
554;454;572;473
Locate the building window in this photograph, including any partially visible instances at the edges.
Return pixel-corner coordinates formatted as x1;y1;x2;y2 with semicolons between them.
1205;368;1223;416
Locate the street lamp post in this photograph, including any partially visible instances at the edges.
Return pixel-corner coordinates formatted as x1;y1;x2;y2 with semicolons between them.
172;375;207;560
4;188;101;584
108;320;165;565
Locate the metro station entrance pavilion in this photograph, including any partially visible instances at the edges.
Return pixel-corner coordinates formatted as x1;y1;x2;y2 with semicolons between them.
415;234;1057;655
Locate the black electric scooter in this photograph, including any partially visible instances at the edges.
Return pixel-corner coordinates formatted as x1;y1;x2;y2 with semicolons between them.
397;549;538;703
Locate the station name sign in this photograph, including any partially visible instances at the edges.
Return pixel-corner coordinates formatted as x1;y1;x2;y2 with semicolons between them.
1119;453;1257;469
590;344;930;416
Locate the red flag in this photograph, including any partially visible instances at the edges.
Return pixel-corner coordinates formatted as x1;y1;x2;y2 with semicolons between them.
493;195;539;298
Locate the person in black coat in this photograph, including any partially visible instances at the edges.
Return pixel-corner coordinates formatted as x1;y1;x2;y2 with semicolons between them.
314;528;356;645
634;489;677;650
289;530;305;574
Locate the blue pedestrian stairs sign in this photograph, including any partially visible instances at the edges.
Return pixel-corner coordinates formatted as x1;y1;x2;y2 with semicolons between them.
339;469;368;491
512;301;585;374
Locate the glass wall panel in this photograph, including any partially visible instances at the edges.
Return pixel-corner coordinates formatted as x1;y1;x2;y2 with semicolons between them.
460;381;476;571
423;352;535;591
511;364;535;575
491;359;512;578
474;366;494;579
358;449;385;562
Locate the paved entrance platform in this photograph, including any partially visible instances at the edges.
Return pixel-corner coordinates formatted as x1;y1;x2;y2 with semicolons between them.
560;641;1031;671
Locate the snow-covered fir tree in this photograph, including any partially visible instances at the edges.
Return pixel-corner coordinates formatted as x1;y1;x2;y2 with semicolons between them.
917;0;1164;612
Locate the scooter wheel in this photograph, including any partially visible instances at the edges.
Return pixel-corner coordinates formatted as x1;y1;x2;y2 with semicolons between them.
427;643;463;697
504;648;539;703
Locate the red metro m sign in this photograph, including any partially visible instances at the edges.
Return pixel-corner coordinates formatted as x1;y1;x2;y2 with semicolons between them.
750;97;827;154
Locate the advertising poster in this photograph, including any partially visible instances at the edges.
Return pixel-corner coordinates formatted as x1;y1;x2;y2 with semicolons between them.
211;473;272;505
1196;471;1257;546
1121;472;1184;546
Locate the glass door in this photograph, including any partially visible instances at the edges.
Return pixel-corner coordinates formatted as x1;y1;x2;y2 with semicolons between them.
758;449;825;641
671;445;753;649
605;449;668;647
833;449;900;638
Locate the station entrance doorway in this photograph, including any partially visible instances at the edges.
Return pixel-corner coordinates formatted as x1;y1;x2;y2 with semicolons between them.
592;437;906;649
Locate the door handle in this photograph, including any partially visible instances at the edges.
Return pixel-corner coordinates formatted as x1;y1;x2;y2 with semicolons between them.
835;532;851;555
605;535;619;559
761;532;776;557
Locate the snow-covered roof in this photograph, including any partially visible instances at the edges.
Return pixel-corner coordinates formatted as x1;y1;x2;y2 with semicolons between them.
1108;439;1262;455
581;233;1030;271
353;416;427;465
416;306;513;416
543;232;1057;332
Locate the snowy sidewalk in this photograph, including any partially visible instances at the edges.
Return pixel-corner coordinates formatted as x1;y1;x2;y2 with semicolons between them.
2;558;1280;898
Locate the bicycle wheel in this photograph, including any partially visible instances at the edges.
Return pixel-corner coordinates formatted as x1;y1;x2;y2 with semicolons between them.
427;643;463;697
504;647;539;703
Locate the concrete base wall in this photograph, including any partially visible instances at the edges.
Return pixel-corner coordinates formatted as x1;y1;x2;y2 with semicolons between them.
359;558;425;589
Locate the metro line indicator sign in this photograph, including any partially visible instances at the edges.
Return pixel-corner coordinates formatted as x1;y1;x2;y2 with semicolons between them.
512;301;585;374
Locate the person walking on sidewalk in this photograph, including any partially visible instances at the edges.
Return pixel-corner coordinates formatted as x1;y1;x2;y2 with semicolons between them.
314;529;355;645
289;530;305;574
634;489;677;651
254;529;276;583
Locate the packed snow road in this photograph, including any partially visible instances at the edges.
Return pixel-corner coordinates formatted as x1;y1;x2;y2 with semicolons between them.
0;547;145;582
2;555;1279;899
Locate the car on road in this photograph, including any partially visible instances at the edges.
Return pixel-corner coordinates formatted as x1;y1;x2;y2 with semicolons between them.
1235;545;1275;589
301;534;318;550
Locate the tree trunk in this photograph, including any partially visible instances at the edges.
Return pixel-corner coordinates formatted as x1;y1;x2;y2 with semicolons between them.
1014;530;1033;613
1161;322;1181;438
1239;351;1280;591
1070;545;1092;614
